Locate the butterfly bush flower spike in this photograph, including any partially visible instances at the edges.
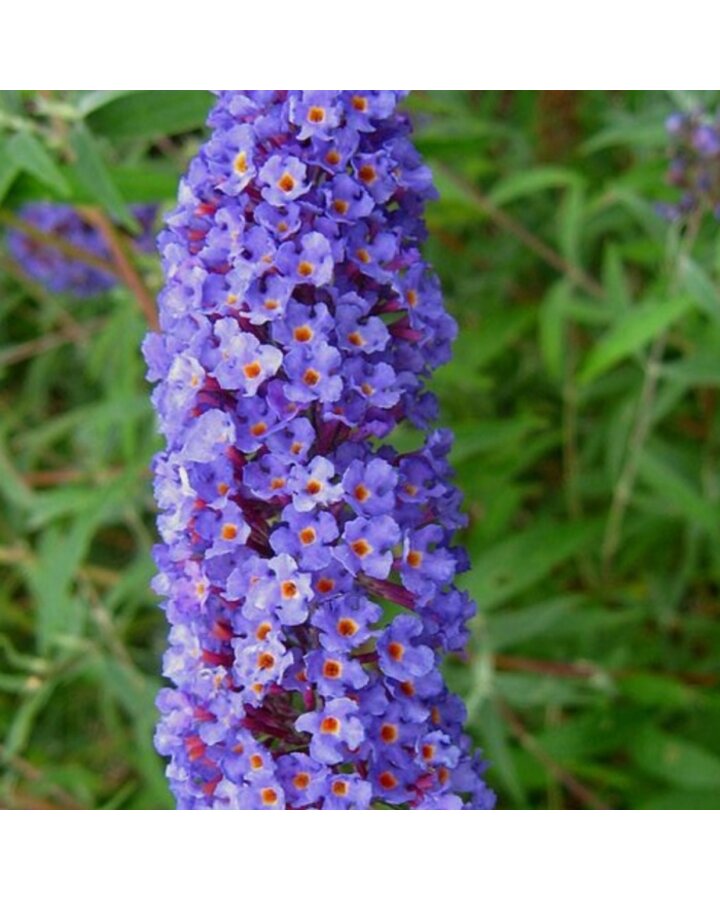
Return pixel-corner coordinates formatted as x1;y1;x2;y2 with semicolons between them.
145;90;496;810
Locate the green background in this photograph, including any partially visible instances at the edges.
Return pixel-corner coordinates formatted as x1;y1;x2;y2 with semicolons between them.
1;90;719;809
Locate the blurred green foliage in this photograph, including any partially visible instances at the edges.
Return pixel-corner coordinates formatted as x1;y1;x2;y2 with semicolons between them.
1;90;719;809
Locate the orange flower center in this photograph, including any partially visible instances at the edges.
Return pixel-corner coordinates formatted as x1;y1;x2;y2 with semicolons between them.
277;172;296;193
297;260;314;278
243;361;262;379
260;787;278;805
337;617;359;637
320;716;340;735
351;538;371;558
322;659;342;679
299;527;316;546
293;772;310;790
354;484;370;502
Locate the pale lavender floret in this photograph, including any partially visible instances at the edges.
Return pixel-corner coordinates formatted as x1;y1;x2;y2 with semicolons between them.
254;201;302;241
244;554;314;626
377;614;435;680
244;274;296;324
335;515;401;579
211;319;283;394
306;649;369;697
287;456;342;511
264;416;316;462
181;409;235;462
276;753;329;806
342;457;398;515
400;523;458;596
206;123;257;196
275;231;334;286
259;154;309;206
289;91;343;141
269;507;340;571
283;342;343;404
295;697;365;764
242;454;291;501
271;299;335;349
311;594;382;651
325;173;375;222
334;297;390;354
322;773;372;810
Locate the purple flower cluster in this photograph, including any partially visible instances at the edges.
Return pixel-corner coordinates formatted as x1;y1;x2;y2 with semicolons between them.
144;90;495;810
659;110;720;221
6;202;157;296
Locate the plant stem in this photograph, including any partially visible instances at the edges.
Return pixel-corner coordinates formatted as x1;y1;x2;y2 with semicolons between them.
601;217;700;574
435;163;604;299
79;207;159;331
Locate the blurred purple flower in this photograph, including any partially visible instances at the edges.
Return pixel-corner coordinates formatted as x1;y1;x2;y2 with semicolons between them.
6;202;158;297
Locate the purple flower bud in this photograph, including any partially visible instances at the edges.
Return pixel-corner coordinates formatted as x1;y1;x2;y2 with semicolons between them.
146;90;495;809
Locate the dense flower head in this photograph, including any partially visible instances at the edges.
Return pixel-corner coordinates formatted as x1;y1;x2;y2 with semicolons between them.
7;202;158;296
659;109;720;221
145;90;495;810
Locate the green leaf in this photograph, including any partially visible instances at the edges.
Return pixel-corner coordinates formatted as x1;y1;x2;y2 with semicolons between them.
631;727;720;790
461;518;602;609
6;131;70;196
74;90;135;117
473;699;527;806
86;91;212;140
637;449;719;534
662;352;720;388
578;296;693;384
488;166;581;206
69;123;135;230
678;255;720;323
0;144;20;204
467;305;536;370
449;416;545;465
619;673;697;710
581;119;667;154
557;183;585;268
538;282;570;381
488;595;581;651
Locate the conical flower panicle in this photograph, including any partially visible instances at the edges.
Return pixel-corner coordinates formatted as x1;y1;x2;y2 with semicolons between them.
144;90;495;809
